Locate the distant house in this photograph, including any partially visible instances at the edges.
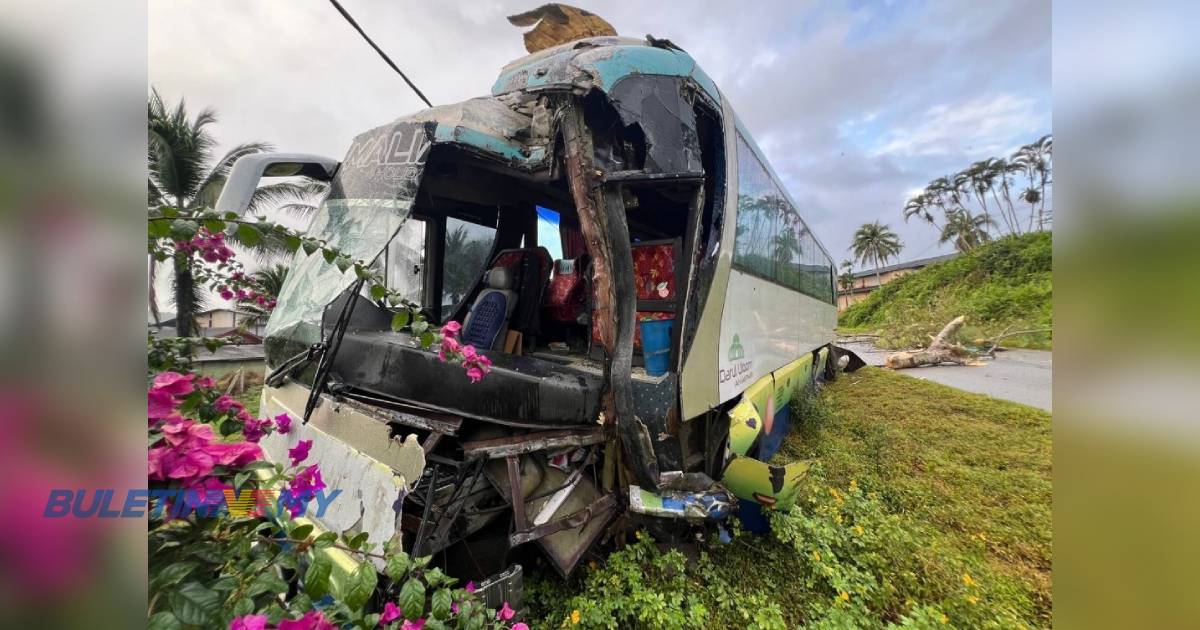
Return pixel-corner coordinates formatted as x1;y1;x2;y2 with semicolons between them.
837;253;958;311
150;307;266;341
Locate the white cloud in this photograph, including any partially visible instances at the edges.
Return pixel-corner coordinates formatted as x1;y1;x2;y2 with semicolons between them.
871;94;1044;158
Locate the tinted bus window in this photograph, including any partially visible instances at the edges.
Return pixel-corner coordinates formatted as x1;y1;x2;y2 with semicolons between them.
732;132;834;303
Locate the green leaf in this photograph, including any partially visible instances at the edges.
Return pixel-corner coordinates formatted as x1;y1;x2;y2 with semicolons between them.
234;470;252;491
243;460;275;471
343;562;378;612
323;249;337;264
209;576;237;593
385;553;411;582
248;571;289;597
431;588;453;620
161;206;180;218
284;234;302;252
419;331;435;349
391;311;410;332
237;223;263;247
302;239;320;255
424;620;449;630
399;577;427;620
169;219;198;241
203;219;226;233
148;611;181;630
314;532;338;549
335;257;353;273
304;554;333;599
168;581;220;626
290;523;314;541
148;219;173;238
153;561;198;588
411;320;429;335
348;531;369;551
232;597;255;617
370;284;387;301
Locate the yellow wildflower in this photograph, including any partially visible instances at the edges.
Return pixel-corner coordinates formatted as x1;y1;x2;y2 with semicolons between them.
849;479;858;492
962;573;976;587
838;591;850;602
811;550;822;562
853;525;864;536
941;613;949;624
967;595;979;605
635;530;645;541
588;560;598;571
571;609;581;625
835;513;843;524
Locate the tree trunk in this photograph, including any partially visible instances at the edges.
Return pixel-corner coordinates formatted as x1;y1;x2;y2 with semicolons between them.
884;316;976;369
173;252;195;338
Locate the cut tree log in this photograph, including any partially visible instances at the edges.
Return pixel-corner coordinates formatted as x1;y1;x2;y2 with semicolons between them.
884;316;979;369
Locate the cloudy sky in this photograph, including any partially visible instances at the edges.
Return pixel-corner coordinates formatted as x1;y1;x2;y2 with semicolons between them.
149;0;1050;268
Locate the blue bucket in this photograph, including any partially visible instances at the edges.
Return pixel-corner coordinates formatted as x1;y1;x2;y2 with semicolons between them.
639;318;675;376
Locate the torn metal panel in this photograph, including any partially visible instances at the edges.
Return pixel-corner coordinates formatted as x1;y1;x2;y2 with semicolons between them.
606;75;702;175
462;427;604;459
493;38;722;104
259;383;426;559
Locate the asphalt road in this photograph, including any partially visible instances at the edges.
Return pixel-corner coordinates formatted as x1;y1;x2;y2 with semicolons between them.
838;339;1052;412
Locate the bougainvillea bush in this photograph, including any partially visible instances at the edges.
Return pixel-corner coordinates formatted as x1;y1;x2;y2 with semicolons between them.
148;207;501;629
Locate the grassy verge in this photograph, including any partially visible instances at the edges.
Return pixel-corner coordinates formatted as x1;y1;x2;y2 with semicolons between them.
839;232;1052;350
525;368;1051;629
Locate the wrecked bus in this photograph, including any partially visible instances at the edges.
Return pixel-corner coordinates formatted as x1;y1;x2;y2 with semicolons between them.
217;32;851;601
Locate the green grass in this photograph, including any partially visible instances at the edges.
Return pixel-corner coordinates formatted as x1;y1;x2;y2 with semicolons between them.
525;368;1051;629
839;231;1052;350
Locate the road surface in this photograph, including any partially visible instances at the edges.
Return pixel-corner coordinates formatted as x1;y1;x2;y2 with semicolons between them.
838;339;1052;412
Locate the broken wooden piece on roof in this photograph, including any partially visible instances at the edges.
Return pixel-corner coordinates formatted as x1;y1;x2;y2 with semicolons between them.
507;3;618;53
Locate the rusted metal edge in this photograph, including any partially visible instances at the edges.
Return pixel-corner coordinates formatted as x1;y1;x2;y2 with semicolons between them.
509;493;618;547
461;427;605;459
337;395;464;436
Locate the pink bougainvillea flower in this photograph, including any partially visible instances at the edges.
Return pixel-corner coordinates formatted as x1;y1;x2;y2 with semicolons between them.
148;446;168;480
511;624;529;630
465;367;485;384
451;601;459;614
241;417;270;443
213;395;244;414
465;581;476;594
183;477;228;511
277;610;337;630
163;447;216;483
497;602;515;621
400;619;425;630
461;345;477;361
274;413;293;434
161;417;215;448
379;602;402;625
196;376;216;389
219;288;235;301
204;441;263;467
442;320;462;337
229;614;269;630
289;439;313;466
152;371;195;396
148;389;177;419
282;464;326;517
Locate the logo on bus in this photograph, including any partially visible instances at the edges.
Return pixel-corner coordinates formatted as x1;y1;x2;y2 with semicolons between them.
720;334;753;387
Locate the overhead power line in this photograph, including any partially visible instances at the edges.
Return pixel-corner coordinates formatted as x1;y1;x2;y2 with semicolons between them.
326;0;434;108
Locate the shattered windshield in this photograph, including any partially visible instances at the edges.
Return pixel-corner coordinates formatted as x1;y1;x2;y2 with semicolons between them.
266;121;435;347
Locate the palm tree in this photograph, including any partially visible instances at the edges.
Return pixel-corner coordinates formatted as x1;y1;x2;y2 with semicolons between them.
837;259;856;306
849;221;904;288
903;193;938;227
148;88;324;336
1013;134;1052;231
962;161;1004;234
938;209;993;253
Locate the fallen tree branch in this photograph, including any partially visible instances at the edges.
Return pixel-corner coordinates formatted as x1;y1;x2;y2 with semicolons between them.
980;327;1053;357
884;316;979;369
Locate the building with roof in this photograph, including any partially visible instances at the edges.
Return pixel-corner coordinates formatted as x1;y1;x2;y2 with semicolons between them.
837;253;958;311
